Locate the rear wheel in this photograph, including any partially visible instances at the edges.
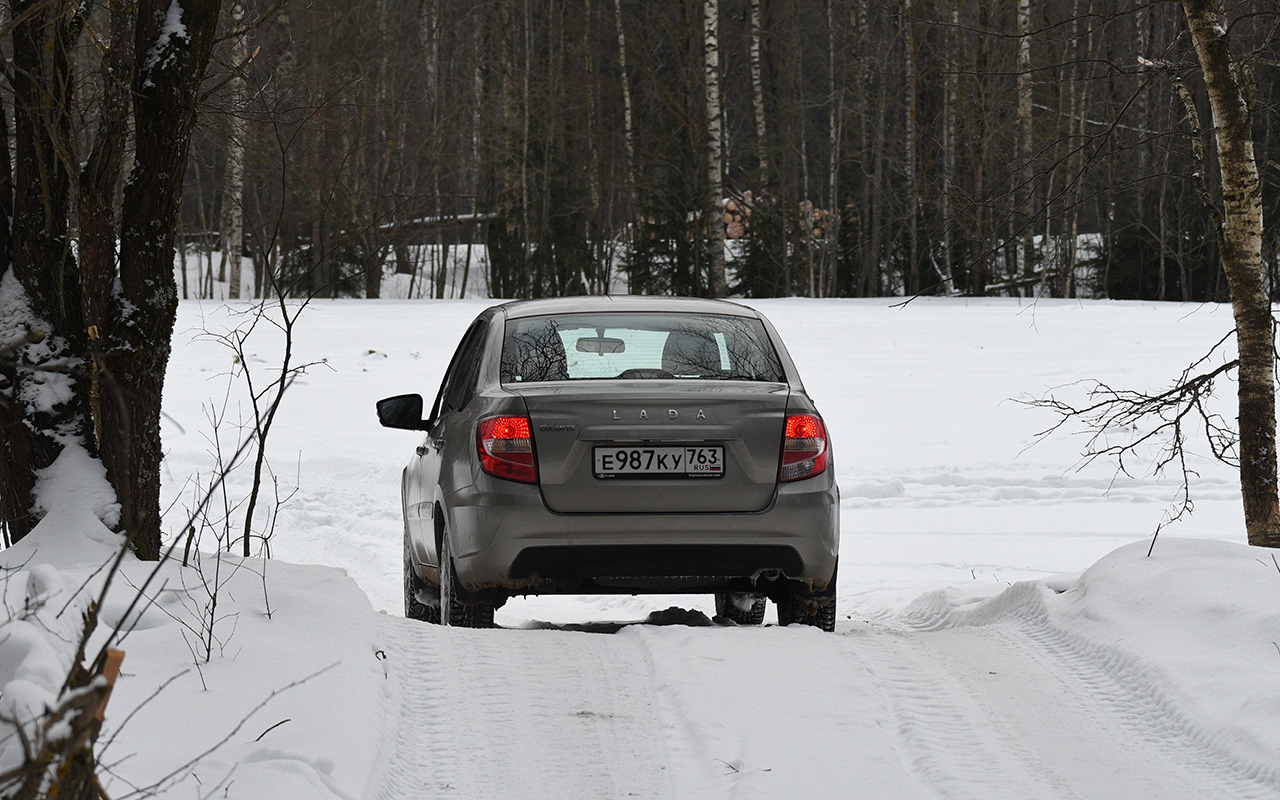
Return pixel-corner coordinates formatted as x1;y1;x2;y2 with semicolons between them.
775;563;837;632
404;531;440;624
714;592;766;625
439;531;495;628
777;589;836;632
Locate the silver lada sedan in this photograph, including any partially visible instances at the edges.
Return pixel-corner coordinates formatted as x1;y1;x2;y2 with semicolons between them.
376;296;839;630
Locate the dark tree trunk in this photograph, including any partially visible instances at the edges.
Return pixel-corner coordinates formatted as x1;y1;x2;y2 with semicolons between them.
109;0;222;560
1181;0;1280;547
1;1;92;542
81;0;138;459
0;85;11;274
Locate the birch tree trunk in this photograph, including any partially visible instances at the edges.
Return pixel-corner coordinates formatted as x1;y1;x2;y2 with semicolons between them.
865;70;887;296
1062;0;1097;299
583;0;604;292
750;0;769;190
855;0;881;296
1180;0;1280;547
260;4;294;299
941;0;958;295
613;0;636;234
903;0;919;295
519;0;533;294
1017;0;1034;286
704;0;727;298
308;4;327;297
222;0;247;300
1136;2;1151;296
824;0;841;298
463;8;483;299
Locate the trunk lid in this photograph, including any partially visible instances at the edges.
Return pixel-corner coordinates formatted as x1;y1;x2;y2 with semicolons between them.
516;382;789;513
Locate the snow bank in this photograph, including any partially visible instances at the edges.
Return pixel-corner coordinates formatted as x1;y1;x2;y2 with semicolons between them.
0;444;386;798
98;555;387;799
1059;539;1280;771
0;445;123;779
902;537;1280;782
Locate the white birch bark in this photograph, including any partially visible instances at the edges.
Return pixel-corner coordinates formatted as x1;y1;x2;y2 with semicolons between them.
419;0;438;102
941;1;958;295
1017;0;1033;285
855;0;879;294
903;0;918;295
1180;0;1280;546
462;14;483;299
521;0;532;268
613;0;636;227
824;0;841;298
581;0;608;293
750;0;769;190
704;0;727;297
221;0;247;299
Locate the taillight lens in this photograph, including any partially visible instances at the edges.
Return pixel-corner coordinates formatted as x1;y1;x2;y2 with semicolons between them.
477;416;538;483
779;414;828;482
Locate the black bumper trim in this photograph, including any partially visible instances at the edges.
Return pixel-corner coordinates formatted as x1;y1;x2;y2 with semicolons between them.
507;544;803;580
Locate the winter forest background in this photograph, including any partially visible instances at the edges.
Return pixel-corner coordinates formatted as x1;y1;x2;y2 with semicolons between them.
184;0;1280;304
8;1;1280;795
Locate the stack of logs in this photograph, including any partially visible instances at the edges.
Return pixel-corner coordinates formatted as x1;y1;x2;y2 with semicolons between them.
723;193;753;239
722;192;831;240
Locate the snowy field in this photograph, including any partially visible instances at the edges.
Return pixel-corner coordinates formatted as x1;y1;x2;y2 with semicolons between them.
7;296;1280;798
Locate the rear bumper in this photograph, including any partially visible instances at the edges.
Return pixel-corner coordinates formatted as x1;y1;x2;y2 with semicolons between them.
441;472;839;595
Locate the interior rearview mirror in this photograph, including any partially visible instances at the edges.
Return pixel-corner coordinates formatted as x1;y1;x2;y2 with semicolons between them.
576;336;625;355
376;394;428;430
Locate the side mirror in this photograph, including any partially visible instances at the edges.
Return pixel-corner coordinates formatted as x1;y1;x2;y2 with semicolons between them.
376;394;428;430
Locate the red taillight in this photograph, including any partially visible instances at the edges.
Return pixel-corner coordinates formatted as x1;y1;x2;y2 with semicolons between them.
477;416;538;483
780;414;828;482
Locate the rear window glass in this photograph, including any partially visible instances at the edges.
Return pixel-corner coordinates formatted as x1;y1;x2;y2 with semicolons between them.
501;312;785;384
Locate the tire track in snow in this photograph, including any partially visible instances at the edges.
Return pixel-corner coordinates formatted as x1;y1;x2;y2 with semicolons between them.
993;615;1280;798
631;615;1280;800
888;602;1280;800
620;626;770;800
370;615;674;800
371;610;1278;800
852;626;1071;800
618;624;937;800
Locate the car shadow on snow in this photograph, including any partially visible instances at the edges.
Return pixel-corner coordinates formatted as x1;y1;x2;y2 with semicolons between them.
512;606;749;633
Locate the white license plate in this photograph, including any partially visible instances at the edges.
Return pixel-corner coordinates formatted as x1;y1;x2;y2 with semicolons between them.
593;446;724;478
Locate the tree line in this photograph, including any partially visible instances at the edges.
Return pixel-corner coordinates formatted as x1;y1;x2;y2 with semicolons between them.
183;0;1280;302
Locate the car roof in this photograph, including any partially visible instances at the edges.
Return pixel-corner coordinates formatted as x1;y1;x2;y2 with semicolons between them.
494;295;761;320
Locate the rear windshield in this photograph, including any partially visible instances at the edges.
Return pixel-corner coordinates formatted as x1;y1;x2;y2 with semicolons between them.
501;312;786;384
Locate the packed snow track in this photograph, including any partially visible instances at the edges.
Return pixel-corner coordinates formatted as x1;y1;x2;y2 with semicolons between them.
369;610;1277;800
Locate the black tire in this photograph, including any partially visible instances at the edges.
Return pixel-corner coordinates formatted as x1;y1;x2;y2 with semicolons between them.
778;591;836;632
714;592;766;625
404;531;440;624
439;531;495;628
775;564;837;632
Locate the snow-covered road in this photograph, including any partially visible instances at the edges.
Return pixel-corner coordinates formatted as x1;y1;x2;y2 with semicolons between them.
369;605;1277;800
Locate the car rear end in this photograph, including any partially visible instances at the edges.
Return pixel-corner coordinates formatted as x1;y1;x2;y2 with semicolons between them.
446;299;839;604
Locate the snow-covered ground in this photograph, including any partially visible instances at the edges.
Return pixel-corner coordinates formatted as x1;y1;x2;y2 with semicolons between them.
6;296;1280;798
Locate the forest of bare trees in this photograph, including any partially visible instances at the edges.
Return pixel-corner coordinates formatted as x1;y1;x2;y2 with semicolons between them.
182;0;1280;302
